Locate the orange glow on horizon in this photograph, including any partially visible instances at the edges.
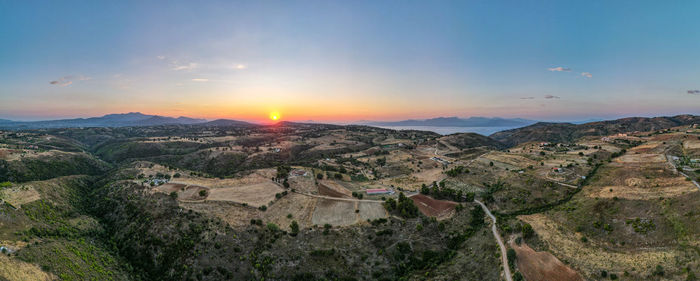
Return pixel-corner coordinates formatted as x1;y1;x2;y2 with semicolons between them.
269;111;280;121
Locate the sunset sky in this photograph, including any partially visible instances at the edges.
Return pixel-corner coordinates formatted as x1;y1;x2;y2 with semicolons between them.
1;1;698;123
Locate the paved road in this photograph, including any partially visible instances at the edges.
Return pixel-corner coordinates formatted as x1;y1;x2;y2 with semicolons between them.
475;199;512;281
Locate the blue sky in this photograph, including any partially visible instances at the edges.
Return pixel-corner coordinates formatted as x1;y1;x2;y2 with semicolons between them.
0;0;698;122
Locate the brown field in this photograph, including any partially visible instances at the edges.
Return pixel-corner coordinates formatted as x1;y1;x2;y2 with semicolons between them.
207;181;284;207
684;140;700;149
317;180;352;198
263;193;317;230
311;199;358;226
409;194;457;219
587;183;697;200
509;241;583;281
155;183;209;200
357;201;388;221
180;201;259;227
614;153;667;164
0;255;54;281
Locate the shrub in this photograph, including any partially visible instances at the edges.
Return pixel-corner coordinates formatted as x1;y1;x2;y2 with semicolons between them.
289;220;299;236
267;223;279;232
521;223;534;238
198;189;208;197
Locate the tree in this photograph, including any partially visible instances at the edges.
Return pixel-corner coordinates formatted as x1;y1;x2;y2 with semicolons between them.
316;173;323;180
283;178;290;188
199;189;208;197
522;223;534;238
507;248;517;266
290;220;299;236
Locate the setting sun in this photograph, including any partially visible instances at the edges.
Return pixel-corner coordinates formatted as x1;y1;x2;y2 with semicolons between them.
269;112;280;121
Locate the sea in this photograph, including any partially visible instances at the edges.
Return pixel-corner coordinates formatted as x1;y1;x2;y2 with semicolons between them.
371;126;521;136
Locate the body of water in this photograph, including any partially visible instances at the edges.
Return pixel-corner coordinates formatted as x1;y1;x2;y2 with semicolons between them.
371;126;521;136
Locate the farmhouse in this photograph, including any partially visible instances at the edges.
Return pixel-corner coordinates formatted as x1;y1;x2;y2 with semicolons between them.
366;188;393;195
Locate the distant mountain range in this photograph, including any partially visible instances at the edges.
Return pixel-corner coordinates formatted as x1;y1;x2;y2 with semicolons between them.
490;114;700;147
0;112;209;129
361;117;537;127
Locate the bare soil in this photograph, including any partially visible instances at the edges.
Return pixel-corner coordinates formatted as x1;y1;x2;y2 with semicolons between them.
510;241;583;281
409;194;457;219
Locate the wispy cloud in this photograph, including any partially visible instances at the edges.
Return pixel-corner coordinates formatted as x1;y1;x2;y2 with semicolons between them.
581;72;592;78
544;95;560;99
173;62;198;71
233;64;247;70
49;75;91;87
688;90;700;95
548;67;571;72
157;56;199;71
191;78;209;82
520;97;535;100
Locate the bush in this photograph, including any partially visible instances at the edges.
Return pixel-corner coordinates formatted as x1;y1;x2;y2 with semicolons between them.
289;220;299;236
267;223;279;232
521;223;534;238
507;248;517;265
198;189;208;197
259;205;267;211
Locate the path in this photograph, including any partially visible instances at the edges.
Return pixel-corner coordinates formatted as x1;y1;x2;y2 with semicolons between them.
475;199;512;281
666;154;700;190
294;191;385;203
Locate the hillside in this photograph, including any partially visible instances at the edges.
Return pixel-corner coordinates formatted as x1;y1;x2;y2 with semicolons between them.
365;116;536;127
490;114;700;147
439;132;505;150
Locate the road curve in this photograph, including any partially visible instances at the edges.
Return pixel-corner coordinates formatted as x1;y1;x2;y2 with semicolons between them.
475;199;512;281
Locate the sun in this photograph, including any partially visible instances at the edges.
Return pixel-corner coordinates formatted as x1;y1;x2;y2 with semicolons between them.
269;112;281;121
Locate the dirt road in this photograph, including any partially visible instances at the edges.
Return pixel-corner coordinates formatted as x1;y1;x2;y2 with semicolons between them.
666;154;700;190
294;191;385;203
475;199;512;281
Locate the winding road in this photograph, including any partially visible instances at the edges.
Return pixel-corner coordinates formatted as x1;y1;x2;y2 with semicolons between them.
475;199;512;281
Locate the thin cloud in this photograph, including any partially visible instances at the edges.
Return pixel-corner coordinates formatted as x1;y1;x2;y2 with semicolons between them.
544;95;560;99
581;72;592;78
688;90;700;95
548;67;571;72
234;64;247;70
49;75;90;87
520;97;535;100
173;62;198;71
191;78;209;82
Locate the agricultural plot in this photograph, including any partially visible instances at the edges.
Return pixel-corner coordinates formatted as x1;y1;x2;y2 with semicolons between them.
263;193;317;230
509;241;582;281
409;194;456;219
207;181;284;207
0;184;40;208
311;199;357;226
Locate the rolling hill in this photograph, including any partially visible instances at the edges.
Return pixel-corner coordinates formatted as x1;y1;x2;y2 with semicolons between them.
490;114;700;147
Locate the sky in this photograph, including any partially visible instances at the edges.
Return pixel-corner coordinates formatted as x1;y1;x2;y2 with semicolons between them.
1;0;698;123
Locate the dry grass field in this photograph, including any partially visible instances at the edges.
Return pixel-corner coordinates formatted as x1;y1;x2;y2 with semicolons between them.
207;181;283;207
311;199;358;226
519;213;683;280
0;254;54;281
0;184;40;208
